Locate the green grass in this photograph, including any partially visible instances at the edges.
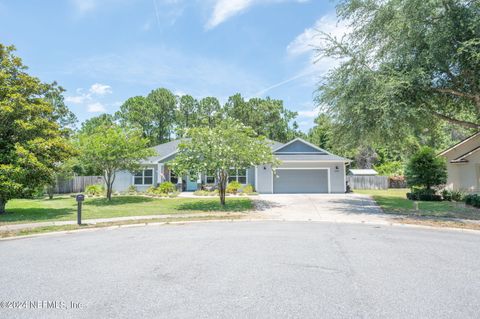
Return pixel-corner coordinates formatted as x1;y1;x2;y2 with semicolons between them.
356;189;480;220
1;195;253;225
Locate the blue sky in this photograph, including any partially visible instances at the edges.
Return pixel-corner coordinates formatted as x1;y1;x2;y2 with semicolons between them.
0;0;347;131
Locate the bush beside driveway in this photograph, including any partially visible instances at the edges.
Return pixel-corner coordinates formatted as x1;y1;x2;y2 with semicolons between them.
355;189;480;230
355;189;480;220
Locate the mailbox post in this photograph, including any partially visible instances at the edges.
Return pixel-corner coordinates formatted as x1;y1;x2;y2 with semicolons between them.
76;194;85;225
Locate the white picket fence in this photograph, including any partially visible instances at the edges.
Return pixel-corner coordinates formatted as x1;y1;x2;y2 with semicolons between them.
346;176;389;190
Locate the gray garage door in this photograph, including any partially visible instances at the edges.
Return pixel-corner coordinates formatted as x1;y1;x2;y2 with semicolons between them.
273;169;328;194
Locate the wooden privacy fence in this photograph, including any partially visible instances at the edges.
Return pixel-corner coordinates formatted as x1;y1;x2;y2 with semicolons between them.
54;176;103;194
346;176;389;190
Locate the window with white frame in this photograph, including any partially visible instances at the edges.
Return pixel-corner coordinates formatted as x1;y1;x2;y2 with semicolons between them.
134;169;153;185
228;168;247;184
206;171;216;184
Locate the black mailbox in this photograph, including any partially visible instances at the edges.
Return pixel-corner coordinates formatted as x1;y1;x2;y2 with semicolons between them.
76;194;84;225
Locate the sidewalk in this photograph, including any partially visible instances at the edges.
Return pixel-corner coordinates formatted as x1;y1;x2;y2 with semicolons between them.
0;212;240;232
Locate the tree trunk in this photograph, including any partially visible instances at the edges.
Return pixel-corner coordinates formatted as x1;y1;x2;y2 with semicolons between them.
218;170;227;206
47;185;54;200
0;199;6;214
104;170;112;201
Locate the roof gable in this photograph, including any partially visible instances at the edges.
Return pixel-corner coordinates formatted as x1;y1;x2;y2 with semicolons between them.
274;138;330;154
439;132;480;157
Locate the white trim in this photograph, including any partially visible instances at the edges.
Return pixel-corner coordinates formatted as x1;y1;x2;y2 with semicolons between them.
254;166;258;191
156;150;178;163
132;168;155;186
271;167;274;193
273;137;334;155
271;167;331;194
439;132;480;156
228;168;248;185
158;163;164;183
280;160;352;163
275;152;325;154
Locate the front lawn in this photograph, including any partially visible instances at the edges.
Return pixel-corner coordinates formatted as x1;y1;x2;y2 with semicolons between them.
1;195;253;224
356;189;480;220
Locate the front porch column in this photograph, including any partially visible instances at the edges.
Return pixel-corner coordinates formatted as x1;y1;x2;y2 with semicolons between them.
197;173;202;190
158;163;164;184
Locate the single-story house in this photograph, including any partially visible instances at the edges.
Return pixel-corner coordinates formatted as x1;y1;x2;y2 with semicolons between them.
348;169;378;176
439;132;480;193
112;137;351;194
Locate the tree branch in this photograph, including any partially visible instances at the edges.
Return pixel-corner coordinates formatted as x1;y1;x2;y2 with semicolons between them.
431;111;480;129
433;87;478;100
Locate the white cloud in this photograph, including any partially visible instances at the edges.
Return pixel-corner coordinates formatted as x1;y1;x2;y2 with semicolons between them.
65;95;89;104
65;83;112;105
71;0;97;14
65;83;112;114
206;0;309;29
87;102;107;113
273;13;351;97
206;0;254;29
89;83;112;95
297;109;318;118
287;14;350;57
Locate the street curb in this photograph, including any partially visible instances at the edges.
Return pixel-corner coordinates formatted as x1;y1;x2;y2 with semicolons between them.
0;218;253;241
2;217;480;241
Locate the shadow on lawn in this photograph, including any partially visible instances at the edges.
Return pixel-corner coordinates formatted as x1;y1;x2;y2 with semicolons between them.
0;208;74;223
86;196;156;206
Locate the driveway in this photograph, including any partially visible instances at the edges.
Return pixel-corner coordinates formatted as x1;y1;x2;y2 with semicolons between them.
1;221;479;318
255;193;391;224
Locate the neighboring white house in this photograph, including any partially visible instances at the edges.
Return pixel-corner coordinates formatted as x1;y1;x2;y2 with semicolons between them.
112;137;351;194
348;169;378;176
439;132;480;193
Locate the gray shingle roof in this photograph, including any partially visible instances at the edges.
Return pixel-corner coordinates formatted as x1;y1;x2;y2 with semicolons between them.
276;154;351;162
140;138;350;164
140;139;185;164
267;139;284;151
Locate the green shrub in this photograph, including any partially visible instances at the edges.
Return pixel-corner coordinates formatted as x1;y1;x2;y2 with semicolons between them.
34;187;46;198
146;186;157;195
405;147;447;190
127;185;137;194
406;188;442;201
442;189;452;201
226;181;242;194
85;184;104;196
158;182;176;194
465;194;480;207
146;182;177;197
442;189;465;202
242;184;255;194
451;191;464;202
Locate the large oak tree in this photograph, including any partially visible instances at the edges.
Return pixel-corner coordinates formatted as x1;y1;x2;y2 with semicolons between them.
0;45;75;213
316;0;480;144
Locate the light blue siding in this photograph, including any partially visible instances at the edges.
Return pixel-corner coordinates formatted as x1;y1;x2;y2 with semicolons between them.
275;140;324;153
112;165;158;193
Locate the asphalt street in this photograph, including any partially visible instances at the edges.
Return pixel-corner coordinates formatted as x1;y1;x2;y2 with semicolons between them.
1;221;479;319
